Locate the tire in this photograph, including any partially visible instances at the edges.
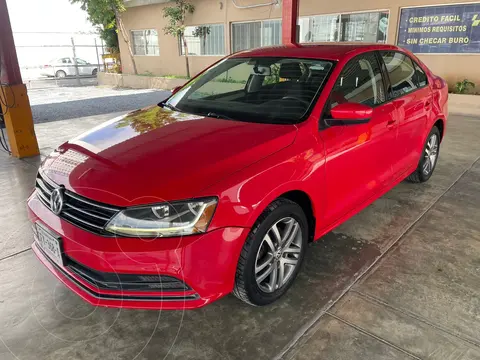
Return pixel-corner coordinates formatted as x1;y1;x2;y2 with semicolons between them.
92;68;98;76
55;70;67;78
233;198;308;306
407;126;441;183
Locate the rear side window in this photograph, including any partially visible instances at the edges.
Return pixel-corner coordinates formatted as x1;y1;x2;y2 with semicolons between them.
413;62;428;87
381;52;417;98
329;52;386;111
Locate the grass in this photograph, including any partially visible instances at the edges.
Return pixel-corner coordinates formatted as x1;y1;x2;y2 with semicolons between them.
136;72;190;79
162;74;190;79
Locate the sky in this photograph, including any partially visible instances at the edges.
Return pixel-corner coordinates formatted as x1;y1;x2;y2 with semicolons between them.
7;0;95;34
6;0;102;68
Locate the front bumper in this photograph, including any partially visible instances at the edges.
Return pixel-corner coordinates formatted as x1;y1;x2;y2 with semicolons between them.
28;193;249;310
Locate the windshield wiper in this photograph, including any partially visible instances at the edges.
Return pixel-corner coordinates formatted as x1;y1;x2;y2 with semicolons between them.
158;101;181;112
207;112;234;120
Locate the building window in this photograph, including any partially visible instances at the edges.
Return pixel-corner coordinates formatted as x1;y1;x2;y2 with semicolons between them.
180;24;225;56
299;15;339;42
299;11;389;44
131;29;159;56
231;20;281;52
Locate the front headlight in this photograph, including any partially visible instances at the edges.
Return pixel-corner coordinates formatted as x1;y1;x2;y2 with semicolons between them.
105;197;217;237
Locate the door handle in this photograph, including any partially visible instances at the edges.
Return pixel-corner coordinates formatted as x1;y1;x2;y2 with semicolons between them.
425;100;432;109
387;119;396;128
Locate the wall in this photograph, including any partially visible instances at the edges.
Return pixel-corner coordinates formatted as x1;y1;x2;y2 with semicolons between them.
118;1;223;77
299;0;480;86
97;72;187;89
119;0;480;86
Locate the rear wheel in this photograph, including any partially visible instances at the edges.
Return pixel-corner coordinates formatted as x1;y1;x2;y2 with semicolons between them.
233;198;308;306
55;70;66;78
407;126;440;183
92;68;98;76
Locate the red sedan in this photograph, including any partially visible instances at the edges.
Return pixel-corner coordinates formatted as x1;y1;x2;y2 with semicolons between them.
28;44;448;309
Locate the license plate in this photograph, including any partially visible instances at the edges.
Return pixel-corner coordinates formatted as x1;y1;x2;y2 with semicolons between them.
35;223;64;267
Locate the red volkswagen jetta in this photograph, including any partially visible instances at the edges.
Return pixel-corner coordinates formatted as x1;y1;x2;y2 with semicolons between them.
28;44;448;309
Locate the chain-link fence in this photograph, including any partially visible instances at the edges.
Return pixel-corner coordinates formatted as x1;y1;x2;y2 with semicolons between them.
14;32;107;89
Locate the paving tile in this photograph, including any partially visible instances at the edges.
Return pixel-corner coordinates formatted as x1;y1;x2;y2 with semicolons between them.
288;314;413;360
331;292;480;360
355;162;480;344
0;152;38;260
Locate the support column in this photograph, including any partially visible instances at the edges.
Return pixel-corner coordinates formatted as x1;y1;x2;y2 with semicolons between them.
0;0;40;158
282;0;299;46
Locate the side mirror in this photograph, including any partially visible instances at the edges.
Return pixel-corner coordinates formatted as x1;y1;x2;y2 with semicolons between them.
327;103;372;125
171;86;182;94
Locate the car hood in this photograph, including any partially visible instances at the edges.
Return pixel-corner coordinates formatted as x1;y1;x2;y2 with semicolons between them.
41;105;297;206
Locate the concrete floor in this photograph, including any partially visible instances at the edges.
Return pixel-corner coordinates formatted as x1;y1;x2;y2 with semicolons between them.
1;112;479;360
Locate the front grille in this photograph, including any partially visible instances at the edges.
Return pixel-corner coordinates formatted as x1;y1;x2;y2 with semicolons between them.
67;257;190;291
35;171;121;235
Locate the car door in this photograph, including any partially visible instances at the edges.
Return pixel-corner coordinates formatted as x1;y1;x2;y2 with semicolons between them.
60;57;74;76
53;58;65;75
380;51;432;178
319;52;398;225
76;58;90;75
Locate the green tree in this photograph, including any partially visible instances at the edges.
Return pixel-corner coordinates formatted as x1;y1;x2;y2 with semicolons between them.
163;0;195;78
71;0;138;74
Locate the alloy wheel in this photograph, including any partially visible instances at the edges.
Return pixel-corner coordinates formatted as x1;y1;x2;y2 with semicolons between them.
423;133;438;175
254;217;302;293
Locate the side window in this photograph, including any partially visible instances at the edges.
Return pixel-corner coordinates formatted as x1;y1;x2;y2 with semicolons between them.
413;61;428;87
61;58;72;64
381;52;418;98
329;52;385;111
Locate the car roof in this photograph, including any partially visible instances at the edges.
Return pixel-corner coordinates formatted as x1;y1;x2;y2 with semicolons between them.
230;43;402;61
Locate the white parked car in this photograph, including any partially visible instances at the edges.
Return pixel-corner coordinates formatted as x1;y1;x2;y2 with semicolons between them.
40;57;99;78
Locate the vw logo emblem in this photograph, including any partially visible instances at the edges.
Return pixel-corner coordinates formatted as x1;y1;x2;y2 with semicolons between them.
50;188;64;215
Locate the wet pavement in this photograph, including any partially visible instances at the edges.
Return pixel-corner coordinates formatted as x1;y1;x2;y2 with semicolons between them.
0;113;479;360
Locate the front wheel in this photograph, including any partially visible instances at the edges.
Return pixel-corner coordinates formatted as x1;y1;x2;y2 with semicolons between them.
407;126;441;183
233;198;308;306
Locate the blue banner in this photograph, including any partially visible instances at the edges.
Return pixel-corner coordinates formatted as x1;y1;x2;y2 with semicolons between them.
397;3;480;53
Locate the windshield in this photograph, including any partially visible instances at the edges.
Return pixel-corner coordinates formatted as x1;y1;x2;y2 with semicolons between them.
166;57;334;124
